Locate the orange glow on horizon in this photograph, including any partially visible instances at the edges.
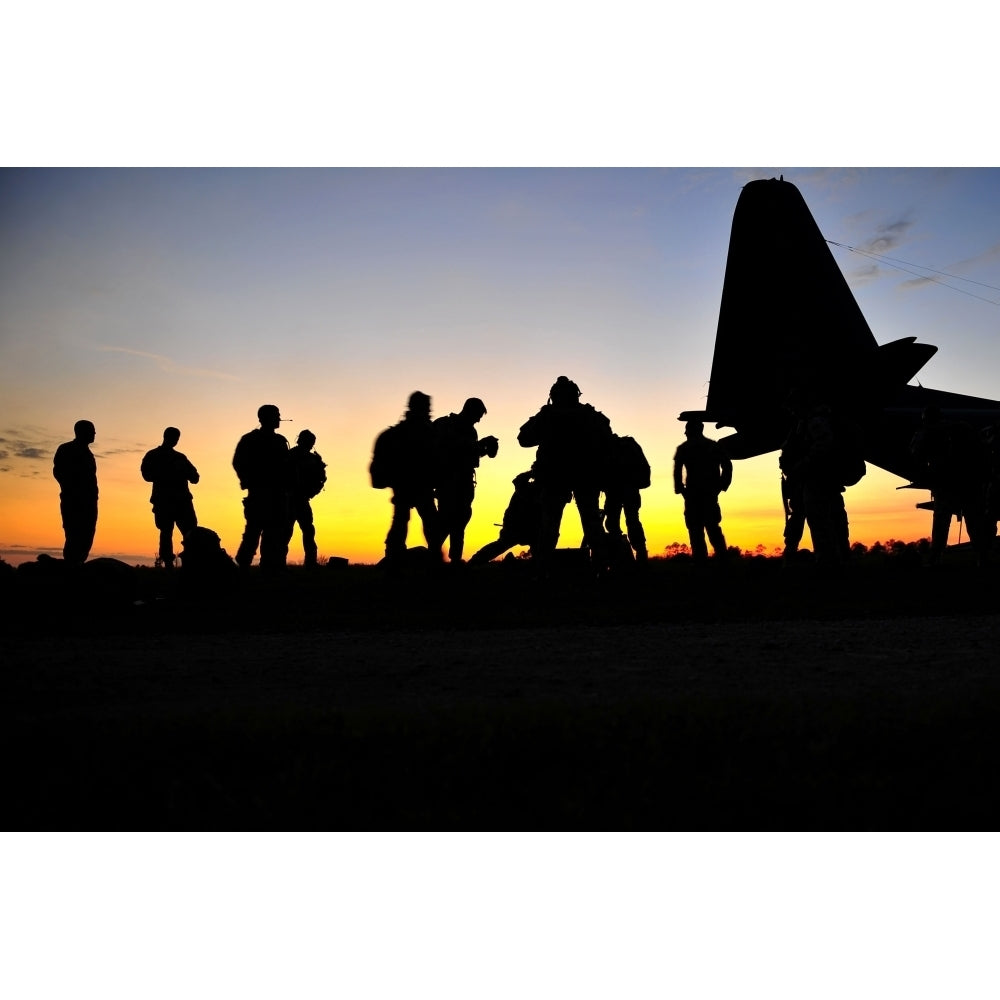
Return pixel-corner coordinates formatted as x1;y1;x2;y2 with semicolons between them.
1;439;942;567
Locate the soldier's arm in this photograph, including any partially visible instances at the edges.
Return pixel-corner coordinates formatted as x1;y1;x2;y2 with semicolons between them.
517;414;542;448
232;440;248;489
672;449;685;494
720;453;733;492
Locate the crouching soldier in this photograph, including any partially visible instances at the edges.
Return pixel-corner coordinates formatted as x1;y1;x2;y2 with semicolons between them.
469;468;542;564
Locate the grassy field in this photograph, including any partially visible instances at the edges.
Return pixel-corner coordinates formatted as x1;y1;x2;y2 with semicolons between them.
5;551;1000;829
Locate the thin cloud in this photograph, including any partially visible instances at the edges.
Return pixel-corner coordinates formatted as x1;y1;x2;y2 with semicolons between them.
836;211;917;287
848;261;882;285
898;241;1000;292
952;241;1000;271
0;431;55;462
861;216;914;255
0;428;59;478
95;345;240;381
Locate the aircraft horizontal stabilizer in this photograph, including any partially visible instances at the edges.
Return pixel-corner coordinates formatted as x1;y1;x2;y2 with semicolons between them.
873;337;937;389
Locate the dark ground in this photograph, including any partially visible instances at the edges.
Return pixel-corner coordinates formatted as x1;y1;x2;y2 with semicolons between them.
4;549;1000;829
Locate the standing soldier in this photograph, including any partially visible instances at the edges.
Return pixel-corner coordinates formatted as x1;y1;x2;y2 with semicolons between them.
434;397;499;563
141;427;200;568
780;395;864;564
984;421;1000;549
673;419;733;561
779;408;808;560
910;405;991;565
603;433;651;566
286;429;327;567
370;391;443;565
53;419;98;564
232;404;291;571
517;376;614;571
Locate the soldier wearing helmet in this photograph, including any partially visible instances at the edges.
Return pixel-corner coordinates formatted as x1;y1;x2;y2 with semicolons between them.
518;376;613;571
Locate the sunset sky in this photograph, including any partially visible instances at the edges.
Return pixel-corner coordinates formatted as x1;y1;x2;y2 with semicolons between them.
5;6;997;996
2;167;999;566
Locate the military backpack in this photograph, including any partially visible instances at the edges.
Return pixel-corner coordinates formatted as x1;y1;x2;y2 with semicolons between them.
370;424;403;489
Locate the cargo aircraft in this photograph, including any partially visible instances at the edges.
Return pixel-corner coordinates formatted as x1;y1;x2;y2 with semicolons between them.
679;176;1000;490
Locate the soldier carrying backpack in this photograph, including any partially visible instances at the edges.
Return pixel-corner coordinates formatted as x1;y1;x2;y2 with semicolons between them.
603;433;651;565
287;429;327;567
372;391;443;565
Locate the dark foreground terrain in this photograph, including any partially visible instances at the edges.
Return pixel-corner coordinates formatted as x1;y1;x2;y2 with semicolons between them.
5;550;1000;829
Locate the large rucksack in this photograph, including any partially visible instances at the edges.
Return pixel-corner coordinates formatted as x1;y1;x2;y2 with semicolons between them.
617;435;651;490
370;424;402;489
833;418;866;488
301;452;327;499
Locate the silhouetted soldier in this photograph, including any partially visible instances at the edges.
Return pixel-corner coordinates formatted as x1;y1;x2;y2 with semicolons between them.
603;433;651;565
140;426;200;568
984;421;1000;546
287;429;327;567
434;397;499;563
779;413;808;559
673;420;732;561
779;459;806;559
469;468;542;564
518;376;613;570
910;405;991;565
232;404;291;571
780;399;864;565
179;525;238;595
53;419;98;564
375;391;443;564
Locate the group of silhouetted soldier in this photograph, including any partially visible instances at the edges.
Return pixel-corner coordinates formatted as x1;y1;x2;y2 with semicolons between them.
51;407;326;573
910;405;1000;567
370;377;653;573
50;381;1000;573
230;405;326;571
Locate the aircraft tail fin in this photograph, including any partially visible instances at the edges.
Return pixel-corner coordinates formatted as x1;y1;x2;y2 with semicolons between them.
704;177;880;429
